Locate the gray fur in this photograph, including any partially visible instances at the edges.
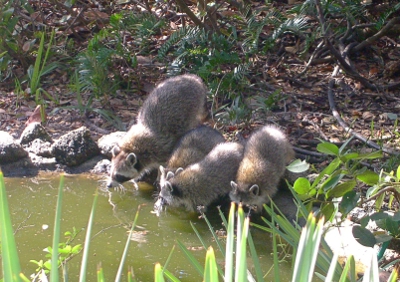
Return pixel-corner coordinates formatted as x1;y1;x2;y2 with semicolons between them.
230;125;295;212
107;74;208;187
166;125;225;170
155;142;244;213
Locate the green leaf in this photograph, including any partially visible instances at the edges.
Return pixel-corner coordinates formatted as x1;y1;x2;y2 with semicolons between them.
392;211;400;221
375;193;385;210
328;180;356;198
287;159;310;173
339;190;359;215
352;226;376;247
341;152;359;161
317;142;339;156
376;218;400;236
320;203;335;221
356;170;379;185
293;177;311;194
396;165;400;180
352;151;383;160
375;234;393;244
322;173;344;194
311;158;341;190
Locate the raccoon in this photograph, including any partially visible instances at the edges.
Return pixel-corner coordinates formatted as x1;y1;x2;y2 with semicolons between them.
163;125;225;173
154;142;244;213
107;74;208;188
230;125;295;212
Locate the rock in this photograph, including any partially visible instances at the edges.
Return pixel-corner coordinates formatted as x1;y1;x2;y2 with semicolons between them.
0;157;39;177
0;131;28;164
51;126;100;167
91;159;111;174
26;139;53;158
28;153;58;171
19;122;53;145
97;131;126;158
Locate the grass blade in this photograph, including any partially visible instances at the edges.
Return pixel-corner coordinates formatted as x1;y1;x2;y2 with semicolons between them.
162;268;181;282
79;189;99;282
115;205;141;281
247;227;264;281
0;171;23;281
50;174;65;282
235;205;248;282
97;263;105;282
291;213;324;282
204;247;219;282
154;263;165;282
176;239;204;277
234;203;245;281
190;221;224;278
200;209;225;255
224;202;235;282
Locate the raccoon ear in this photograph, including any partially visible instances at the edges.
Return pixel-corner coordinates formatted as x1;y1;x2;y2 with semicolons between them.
159;165;165;174
249;184;260;196
126;153;137;167
166;171;175;181
111;146;120;157
230;181;238;192
175;167;184;175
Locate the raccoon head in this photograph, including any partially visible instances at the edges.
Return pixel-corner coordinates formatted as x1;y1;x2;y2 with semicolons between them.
230;181;261;212
157;165;184;206
158;166;183;190
107;145;143;188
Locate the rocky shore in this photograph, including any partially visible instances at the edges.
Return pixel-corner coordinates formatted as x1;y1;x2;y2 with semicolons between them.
0;122;120;177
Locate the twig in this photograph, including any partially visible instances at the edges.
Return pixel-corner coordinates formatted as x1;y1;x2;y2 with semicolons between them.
302;115;329;141
327;79;398;155
361;185;400;205
293;146;326;158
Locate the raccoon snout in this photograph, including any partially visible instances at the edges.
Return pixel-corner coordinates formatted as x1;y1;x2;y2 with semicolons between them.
153;197;166;215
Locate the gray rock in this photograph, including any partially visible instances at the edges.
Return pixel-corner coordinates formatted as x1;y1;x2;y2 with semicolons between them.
91;159;111;174
97;131;126;158
0;131;28;164
28;153;58;170
51;126;100;167
26;139;53;158
19;122;53;145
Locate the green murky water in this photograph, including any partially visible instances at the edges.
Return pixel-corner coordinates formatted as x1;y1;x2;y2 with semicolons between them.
2;173;292;281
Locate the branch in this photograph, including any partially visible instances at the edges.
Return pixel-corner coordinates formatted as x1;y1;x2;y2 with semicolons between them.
314;0;380;90
175;0;207;30
353;17;400;52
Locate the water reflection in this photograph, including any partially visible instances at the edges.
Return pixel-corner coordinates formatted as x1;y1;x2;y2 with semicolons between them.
3;173;292;281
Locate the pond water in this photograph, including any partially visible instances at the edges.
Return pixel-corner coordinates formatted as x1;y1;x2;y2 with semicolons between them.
2;173;293;281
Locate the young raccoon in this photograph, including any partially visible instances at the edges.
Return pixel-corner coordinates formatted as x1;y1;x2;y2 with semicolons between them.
230;125;295;212
154;142;244;213
107;74;208;188
164;125;225;172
